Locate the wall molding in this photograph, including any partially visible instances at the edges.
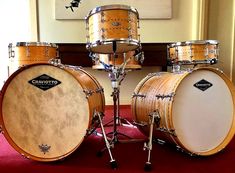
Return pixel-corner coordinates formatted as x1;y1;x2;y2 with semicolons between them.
192;0;209;40
29;0;39;41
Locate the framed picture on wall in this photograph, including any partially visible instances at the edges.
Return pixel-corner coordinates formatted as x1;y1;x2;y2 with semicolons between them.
55;0;172;20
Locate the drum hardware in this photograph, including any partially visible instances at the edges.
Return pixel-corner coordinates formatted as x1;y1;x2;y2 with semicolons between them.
98;41;144;151
156;127;176;136
8;43;15;58
84;109;117;169
134;51;144;64
49;59;84;72
172;64;181;73
132;121;148;127
132;93;146;98
155;92;175;100
94;110;118;169
48;58;62;66
21;153;30;160
175;146;196;156
152;138;198;157
83;88;104;98
153;138;166;145
101;11;105;22
143;110;161;171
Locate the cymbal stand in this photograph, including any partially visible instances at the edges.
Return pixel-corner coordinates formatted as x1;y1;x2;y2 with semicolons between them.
107;65;135;143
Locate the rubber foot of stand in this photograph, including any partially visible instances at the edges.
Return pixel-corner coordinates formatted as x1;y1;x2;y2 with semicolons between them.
110;160;118;169
144;162;152;172
96;151;103;157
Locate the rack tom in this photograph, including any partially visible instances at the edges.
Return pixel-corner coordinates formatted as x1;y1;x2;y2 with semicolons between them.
86;5;140;54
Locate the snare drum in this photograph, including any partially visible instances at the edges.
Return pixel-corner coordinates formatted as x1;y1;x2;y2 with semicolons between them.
132;67;235;156
168;40;219;65
8;42;58;75
86;4;140;54
92;51;141;70
0;63;105;161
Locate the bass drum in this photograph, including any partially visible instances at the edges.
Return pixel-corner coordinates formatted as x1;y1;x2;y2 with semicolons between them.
132;67;235;156
0;63;105;161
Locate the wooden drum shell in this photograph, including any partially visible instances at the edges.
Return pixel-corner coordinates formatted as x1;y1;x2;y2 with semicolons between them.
8;42;58;76
92;51;141;70
0;63;105;161
86;5;140;53
132;67;235;156
168;40;219;65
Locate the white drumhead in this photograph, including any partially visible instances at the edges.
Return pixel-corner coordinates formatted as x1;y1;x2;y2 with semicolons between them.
1;64;89;160
172;69;234;154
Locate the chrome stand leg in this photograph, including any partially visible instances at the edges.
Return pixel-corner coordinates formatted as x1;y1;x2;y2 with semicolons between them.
143;110;160;171
96;110;117;169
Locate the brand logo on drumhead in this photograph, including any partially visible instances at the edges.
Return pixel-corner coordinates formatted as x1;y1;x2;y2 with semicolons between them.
194;79;213;91
28;74;61;91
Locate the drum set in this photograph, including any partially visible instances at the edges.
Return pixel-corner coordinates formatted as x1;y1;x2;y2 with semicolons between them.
0;4;235;172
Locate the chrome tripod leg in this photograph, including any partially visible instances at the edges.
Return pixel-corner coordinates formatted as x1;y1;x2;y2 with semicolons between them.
96;110;117;169
143;110;160;171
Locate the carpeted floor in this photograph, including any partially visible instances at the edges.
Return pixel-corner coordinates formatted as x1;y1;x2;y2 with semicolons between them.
1;106;235;173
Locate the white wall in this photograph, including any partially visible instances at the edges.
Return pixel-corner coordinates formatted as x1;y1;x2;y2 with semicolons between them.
207;0;234;79
38;0;195;43
37;0;235;104
0;0;33;88
37;0;199;105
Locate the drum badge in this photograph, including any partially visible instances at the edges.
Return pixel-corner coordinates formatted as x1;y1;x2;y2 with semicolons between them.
28;74;61;91
39;144;51;154
193;79;213;91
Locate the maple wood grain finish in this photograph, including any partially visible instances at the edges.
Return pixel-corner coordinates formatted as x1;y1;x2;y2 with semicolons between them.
0;63;105;161
132;67;235;156
92;51;141;70
86;5;140;53
168;40;219;64
8;42;58;75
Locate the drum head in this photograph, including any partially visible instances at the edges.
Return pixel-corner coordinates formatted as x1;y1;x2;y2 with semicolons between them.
0;64;90;161
172;68;235;155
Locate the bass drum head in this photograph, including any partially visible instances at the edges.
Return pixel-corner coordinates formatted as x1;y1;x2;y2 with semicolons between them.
171;68;235;155
0;64;90;161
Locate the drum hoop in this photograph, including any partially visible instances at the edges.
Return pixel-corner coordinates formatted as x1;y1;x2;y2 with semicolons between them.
185;40;219;45
10;42;58;48
86;4;139;19
169;67;235;155
0;63;100;161
174;42;187;46
87;39;140;48
169;40;219;47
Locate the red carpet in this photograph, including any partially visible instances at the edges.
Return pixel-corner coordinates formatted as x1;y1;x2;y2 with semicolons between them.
1;105;235;173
